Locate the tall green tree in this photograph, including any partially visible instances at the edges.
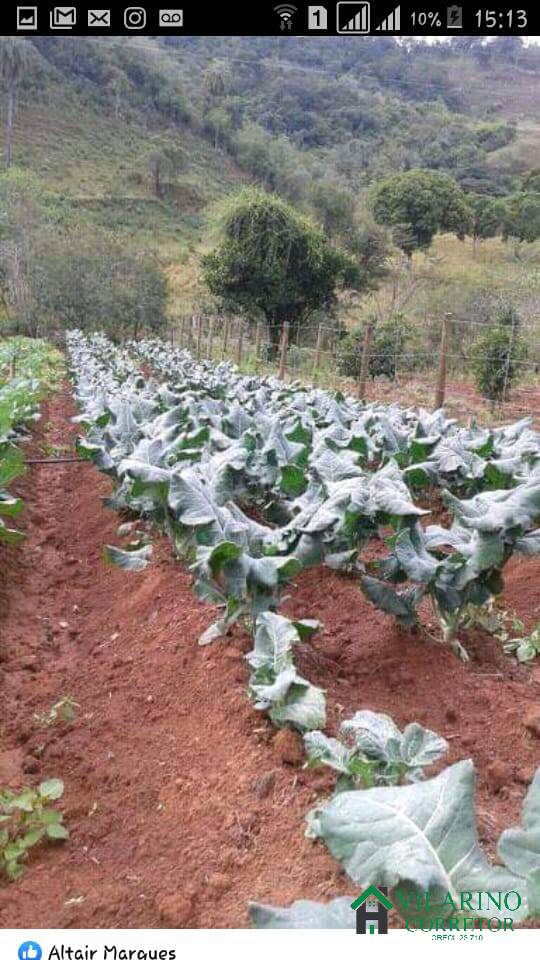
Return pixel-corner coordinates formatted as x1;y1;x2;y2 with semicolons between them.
372;169;472;257
0;39;30;169
467;193;501;255
202;188;358;355
496;191;540;250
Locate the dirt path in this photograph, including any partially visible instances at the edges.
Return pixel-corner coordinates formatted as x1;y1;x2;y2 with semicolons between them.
1;386;540;928
0;388;349;928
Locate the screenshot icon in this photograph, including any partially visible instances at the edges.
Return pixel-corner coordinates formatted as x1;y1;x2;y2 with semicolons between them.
16;6;37;29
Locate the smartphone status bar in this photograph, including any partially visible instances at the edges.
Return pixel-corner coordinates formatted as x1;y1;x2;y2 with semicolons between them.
6;3;539;37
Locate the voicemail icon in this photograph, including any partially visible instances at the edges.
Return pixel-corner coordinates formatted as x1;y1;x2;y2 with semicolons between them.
50;6;77;28
88;9;111;26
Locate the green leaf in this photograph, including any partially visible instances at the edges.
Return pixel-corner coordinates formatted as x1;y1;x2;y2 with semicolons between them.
249;897;354;929
269;678;326;732
9;790;37;812
394;526;439;583
20;828;45;849
291;618;320;640
0;445;24;486
280;464;308;498
499;769;540;881
38;779;64;801
516;531;540;556
0;494;24;517
0;520;25;545
46;823;69;840
307;760;527;922
103;544;152;571
207;540;243;575
247;613;302;674
304;730;352;775
360;576;419;628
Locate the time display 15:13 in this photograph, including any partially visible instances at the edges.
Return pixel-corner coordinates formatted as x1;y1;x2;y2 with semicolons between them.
475;9;528;28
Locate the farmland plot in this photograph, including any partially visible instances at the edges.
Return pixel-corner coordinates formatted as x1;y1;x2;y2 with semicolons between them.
63;331;540;929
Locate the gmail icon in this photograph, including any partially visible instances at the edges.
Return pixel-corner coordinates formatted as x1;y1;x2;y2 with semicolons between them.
50;6;76;28
88;9;111;26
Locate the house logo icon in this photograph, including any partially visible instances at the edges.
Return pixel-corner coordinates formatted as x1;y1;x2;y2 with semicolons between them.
350;885;392;934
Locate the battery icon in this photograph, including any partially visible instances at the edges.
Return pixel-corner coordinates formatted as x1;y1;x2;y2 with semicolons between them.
447;5;462;28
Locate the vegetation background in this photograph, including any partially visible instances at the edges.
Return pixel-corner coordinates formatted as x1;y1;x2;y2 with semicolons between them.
0;35;539;410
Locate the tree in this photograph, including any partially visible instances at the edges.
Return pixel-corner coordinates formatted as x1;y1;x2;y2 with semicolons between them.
372;169;473;257
147;143;184;198
105;66;130;119
496;192;540;250
310;181;356;238
202;61;230;149
202;188;359;356
0;38;30;168
522;169;540;194
467;193;501;255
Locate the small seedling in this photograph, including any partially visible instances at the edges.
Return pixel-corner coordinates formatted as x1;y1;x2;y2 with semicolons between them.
0;779;68;881
34;696;79;727
502;618;540;663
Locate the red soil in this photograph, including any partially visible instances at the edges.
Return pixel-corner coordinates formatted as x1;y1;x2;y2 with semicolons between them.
1;387;540;928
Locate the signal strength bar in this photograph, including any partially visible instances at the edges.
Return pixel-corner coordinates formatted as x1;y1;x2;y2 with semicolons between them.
337;2;370;33
376;5;400;30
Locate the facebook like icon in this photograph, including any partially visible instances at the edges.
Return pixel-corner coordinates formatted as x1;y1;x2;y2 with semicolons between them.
18;944;42;960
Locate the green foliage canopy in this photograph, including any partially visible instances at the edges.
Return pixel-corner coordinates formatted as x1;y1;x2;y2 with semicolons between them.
471;306;527;402
202;188;359;350
372;169;473;256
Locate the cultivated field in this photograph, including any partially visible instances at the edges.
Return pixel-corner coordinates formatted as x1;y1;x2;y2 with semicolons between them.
2;334;540;928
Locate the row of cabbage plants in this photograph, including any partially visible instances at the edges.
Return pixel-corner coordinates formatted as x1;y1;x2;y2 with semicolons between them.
0;372;42;546
66;332;540;928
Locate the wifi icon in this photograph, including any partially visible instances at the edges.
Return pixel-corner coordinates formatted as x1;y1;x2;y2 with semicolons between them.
274;4;298;30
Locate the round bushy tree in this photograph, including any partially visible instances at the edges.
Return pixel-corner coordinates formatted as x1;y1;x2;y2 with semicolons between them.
202;187;359;356
372;170;473;257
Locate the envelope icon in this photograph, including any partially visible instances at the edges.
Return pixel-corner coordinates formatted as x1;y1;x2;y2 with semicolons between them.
50;6;77;28
88;9;111;26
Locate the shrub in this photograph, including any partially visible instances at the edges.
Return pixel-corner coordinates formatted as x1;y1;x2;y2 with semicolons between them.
337;314;415;380
470;307;526;401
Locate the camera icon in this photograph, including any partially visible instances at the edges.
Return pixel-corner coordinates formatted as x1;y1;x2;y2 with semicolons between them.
124;6;146;28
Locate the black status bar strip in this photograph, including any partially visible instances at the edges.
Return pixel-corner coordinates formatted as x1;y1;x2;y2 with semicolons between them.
5;3;540;37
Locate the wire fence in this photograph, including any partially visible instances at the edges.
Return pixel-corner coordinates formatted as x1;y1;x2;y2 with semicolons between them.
167;314;540;426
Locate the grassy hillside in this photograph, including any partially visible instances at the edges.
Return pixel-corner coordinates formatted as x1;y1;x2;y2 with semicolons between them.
1;35;539;335
1;38;247;315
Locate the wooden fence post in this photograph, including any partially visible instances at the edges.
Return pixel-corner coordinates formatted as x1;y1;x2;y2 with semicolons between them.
221;319;229;360
9;354;16;379
279;322;289;380
312;324;323;377
180;316;186;349
255;322;262;366
502;311;518;407
207;317;214;361
236;321;244;366
196;315;203;360
358;322;374;400
434;314;450;410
